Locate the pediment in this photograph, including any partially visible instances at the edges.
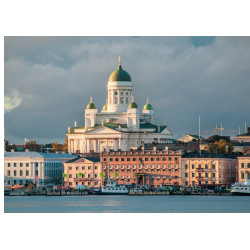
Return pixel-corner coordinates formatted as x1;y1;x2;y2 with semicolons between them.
85;126;121;135
161;127;173;135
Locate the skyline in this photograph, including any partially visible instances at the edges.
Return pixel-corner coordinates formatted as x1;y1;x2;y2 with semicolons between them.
4;36;250;144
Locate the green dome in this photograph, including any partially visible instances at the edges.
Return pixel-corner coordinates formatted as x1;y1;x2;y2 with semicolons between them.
86;99;96;109
108;57;131;82
102;103;108;111
128;101;138;109
143;103;153;110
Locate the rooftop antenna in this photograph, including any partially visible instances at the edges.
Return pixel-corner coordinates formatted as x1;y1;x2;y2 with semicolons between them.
199;116;201;156
245;121;247;133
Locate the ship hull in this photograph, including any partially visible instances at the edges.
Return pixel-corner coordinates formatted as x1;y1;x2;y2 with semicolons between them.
231;192;250;196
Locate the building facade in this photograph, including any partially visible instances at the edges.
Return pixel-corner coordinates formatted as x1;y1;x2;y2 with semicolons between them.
63;156;101;188
100;147;182;188
237;155;250;182
181;153;237;187
234;127;250;142
4;152;77;186
66;57;173;154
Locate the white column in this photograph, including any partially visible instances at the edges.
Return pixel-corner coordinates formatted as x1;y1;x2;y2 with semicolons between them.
106;138;108;151
85;139;87;153
118;138;121;150
93;139;97;152
87;139;90;153
112;138;115;151
98;139;100;152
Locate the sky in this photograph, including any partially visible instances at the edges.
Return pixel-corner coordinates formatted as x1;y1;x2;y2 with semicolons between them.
4;36;250;144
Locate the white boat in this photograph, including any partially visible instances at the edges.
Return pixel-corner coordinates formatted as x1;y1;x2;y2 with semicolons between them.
231;178;250;196
101;179;128;195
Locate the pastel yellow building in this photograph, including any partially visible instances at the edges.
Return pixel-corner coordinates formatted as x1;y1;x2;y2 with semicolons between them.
237;155;250;182
182;153;237;187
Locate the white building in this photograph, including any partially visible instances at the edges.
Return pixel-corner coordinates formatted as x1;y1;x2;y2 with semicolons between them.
4;152;77;186
67;57;173;154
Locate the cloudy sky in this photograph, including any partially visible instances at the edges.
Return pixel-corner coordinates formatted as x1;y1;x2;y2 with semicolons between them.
4;36;250;144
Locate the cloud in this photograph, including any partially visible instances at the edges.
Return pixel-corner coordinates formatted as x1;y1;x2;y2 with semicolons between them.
4;37;250;144
4;90;23;112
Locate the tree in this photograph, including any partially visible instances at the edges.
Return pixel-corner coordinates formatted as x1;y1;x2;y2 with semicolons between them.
25;140;41;152
205;139;234;155
62;137;68;153
6;144;18;152
52;141;63;152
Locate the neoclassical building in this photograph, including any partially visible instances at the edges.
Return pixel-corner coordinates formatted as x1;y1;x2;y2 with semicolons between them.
67;57;173;153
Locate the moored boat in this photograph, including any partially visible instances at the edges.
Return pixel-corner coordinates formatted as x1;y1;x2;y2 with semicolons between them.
101;179;128;195
230;178;250;196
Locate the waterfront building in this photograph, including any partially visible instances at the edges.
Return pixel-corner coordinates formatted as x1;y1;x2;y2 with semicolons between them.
234;127;250;142
66;57;173;154
237;154;250;182
63;156;101;188
100;147;182;188
181;153;237;187
4;152;77;186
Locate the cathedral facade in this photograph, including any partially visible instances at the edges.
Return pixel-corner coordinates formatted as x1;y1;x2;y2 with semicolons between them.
67;57;173;154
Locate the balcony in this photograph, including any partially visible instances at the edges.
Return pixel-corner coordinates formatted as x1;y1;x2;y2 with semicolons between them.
196;168;204;172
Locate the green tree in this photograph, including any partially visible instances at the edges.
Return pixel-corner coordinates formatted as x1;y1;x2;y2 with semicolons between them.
52;141;63;152
25;140;41;152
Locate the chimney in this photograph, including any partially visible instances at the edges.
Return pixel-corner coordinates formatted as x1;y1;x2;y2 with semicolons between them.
25;149;29;152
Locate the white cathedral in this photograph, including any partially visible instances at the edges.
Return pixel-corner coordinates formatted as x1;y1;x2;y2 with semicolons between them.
67;57;173;153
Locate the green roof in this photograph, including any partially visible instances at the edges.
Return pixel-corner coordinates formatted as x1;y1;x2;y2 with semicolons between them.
139;122;167;133
102;103;108;111
143;103;153;110
128;101;138;109
108;64;131;82
86;102;96;109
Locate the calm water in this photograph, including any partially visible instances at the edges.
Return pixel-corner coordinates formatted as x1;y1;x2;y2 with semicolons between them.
4;195;250;213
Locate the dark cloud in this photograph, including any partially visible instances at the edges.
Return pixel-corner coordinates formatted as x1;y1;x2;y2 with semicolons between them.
4;37;250;144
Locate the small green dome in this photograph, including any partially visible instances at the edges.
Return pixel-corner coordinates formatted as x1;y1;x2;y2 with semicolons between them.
108;57;131;82
143;103;153;110
128;101;138;109
86;97;96;109
102;103;108;111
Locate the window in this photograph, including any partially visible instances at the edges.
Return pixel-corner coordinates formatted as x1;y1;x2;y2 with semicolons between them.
212;173;215;178
69;182;72;186
185;181;188;186
26;163;29;167
162;157;166;161
241;163;244;168
114;97;118;104
14;170;16;176
88;174;91;178
14;163;16;167
120;97;124;104
103;158;107;161
76;174;78;178
76;167;79;170
212;164;215;169
8;163;10;167
7;170;10;176
69;167;72;170
150;158;154;161
156;158;160;161
95;174;97;178
240;172;245;179
82;166;85;170
121;158;124;161
88;182;91;185
26;170;29;176
88;166;91;170
110;158;113;161
115;158;119;162
125;97;128;103
20;163;23;167
191;164;194;169
133;158;136;161
69;174;72;178
95;166;98;169
35;163;38;167
247;163;250;168
169;157;172;161
205;173;208;177
175;157;178;161
185;173;188;177
127;158;130;161
205;164;208;169
185;164;188;169
192;173;195;177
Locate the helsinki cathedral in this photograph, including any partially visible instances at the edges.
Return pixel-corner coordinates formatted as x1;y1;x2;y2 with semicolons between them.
67;57;173;153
